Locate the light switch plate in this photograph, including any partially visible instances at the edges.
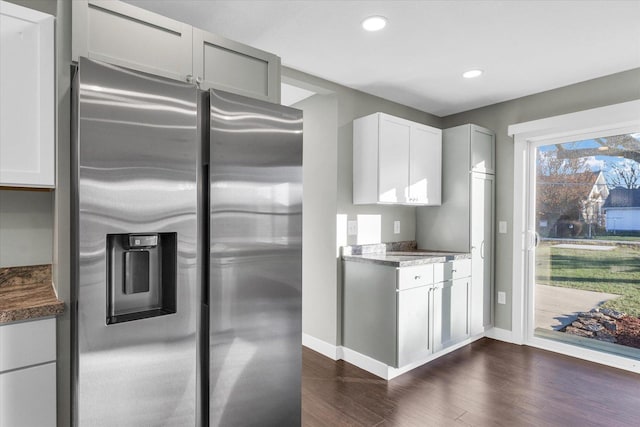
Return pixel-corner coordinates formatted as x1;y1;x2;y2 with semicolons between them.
393;220;400;234
347;220;357;236
499;221;507;234
498;291;506;304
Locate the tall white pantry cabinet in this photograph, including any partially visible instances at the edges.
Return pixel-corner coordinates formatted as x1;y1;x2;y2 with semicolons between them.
416;124;495;336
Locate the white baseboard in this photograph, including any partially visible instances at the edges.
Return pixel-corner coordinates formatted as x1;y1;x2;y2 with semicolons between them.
484;327;516;343
302;333;340;360
341;335;487;381
340;347;391;379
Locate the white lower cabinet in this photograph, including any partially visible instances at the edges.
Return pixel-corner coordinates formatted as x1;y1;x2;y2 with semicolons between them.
397;285;433;367
0;317;57;427
343;258;471;370
433;278;470;352
0;363;56;427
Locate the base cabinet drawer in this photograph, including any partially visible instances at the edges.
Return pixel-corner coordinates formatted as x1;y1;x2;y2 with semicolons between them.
0;318;56;372
0;363;56;427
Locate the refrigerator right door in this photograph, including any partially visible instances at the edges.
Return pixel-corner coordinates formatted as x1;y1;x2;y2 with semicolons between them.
208;89;302;426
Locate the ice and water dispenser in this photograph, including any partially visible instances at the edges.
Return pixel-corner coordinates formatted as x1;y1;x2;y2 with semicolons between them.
106;233;177;324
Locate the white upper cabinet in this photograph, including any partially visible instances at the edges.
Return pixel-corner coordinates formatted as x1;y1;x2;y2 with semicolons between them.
353;112;442;205
409;124;442;204
470;125;495;174
73;1;281;103
72;0;193;81
378;115;411;203
193;29;281;103
0;1;55;188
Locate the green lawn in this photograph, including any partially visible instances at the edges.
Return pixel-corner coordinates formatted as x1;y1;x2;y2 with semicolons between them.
536;242;640;317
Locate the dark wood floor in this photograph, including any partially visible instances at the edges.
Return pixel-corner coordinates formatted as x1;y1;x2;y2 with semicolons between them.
302;338;640;426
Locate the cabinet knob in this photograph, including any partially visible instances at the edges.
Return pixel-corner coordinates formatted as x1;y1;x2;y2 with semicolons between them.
414;275;421;280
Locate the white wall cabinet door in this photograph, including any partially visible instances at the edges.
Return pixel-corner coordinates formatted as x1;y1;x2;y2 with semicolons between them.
72;0;193;82
193;28;281;103
354;112;442;205
378;115;411;203
409;125;442;205
0;2;54;188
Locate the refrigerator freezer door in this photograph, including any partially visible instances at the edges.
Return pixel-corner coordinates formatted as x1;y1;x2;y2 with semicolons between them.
73;58;199;426
208;89;302;426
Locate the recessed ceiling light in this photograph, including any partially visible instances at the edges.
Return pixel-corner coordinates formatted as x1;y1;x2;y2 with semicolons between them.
362;16;387;32
462;69;484;79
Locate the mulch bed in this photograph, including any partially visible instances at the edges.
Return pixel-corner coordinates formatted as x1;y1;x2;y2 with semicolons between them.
616;316;640;349
561;308;640;350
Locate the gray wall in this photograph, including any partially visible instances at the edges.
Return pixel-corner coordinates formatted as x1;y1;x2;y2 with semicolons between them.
283;67;442;346
53;0;72;425
294;94;339;345
441;68;640;330
0;190;53;267
4;0;56;15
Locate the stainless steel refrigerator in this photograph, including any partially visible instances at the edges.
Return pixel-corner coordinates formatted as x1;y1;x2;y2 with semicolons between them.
72;57;302;426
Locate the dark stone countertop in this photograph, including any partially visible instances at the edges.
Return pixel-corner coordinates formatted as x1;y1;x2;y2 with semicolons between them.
0;264;65;324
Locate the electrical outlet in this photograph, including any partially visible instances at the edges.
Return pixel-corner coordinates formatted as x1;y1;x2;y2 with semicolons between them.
497;291;506;304
394;220;400;234
499;221;507;234
347;220;357;236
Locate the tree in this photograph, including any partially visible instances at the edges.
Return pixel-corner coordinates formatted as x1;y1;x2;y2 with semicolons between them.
608;159;640;189
536;151;594;237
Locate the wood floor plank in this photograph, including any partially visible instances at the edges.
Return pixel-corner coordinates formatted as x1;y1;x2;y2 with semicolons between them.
302;338;640;426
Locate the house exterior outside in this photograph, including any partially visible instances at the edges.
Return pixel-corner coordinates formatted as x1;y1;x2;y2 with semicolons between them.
604;187;640;231
581;170;609;228
537;170;609;237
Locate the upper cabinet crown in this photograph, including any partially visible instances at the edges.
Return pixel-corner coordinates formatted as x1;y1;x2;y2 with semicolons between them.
0;1;55;188
72;0;281;103
353;113;442;205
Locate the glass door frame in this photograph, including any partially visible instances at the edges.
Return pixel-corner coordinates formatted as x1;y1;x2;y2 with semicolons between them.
509;100;640;373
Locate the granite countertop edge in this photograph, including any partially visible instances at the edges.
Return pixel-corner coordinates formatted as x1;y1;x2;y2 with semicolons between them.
343;252;471;267
0;265;65;325
0;296;65;324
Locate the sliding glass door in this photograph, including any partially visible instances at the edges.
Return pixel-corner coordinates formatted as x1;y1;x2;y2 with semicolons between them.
528;132;640;358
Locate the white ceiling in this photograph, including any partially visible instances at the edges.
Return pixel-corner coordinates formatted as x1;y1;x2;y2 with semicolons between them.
124;0;640;116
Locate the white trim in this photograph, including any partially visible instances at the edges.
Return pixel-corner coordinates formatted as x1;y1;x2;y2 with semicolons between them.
527;337;640;373
512;134;528;345
301;333;341;361
508;99;640;139
510;98;640;372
